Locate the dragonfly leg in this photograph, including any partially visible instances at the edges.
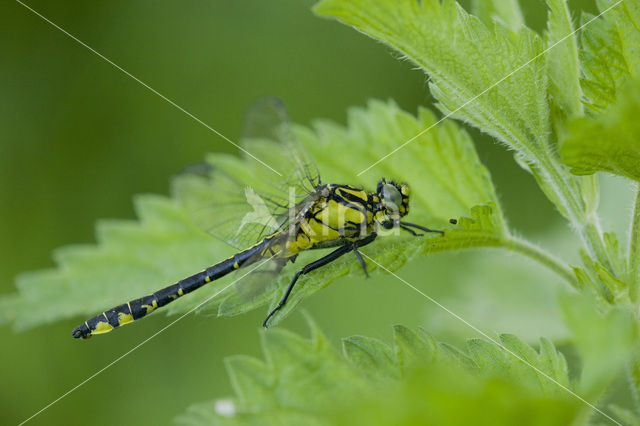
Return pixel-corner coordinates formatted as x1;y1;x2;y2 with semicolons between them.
263;244;352;327
399;221;444;236
351;232;377;277
400;225;422;236
352;246;369;277
262;233;378;327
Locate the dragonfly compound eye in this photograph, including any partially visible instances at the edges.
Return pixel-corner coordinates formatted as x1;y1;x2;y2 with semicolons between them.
381;184;402;209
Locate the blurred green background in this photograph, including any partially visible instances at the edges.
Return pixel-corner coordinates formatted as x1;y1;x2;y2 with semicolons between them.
2;0;630;424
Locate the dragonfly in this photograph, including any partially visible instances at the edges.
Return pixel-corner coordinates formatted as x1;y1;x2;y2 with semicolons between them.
72;99;449;339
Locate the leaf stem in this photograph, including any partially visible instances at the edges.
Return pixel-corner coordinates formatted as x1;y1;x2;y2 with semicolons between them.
538;155;612;272
504;236;578;289
628;183;640;300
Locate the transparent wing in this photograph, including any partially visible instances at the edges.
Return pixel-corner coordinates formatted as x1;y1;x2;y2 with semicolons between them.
175;169;282;251
241;97;321;196
173;97;321;250
215;254;288;317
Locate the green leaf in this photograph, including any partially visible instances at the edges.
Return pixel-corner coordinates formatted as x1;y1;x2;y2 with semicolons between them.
471;0;524;33
628;352;640;414
392;325;438;367
538;338;571;389
559;291;638;398
546;0;583;119
330;367;578;426
261;203;508;327
178;319;368;426
608;405;640;426
225;356;275;409
0;100;505;332
603;231;626;279
2;195;228;331
342;335;398;377
466;338;510;375
580;0;640;111
437;341;476;370
251;101;507;325
610;0;640;75
314;0;550;161
594;262;629;304
498;334;570;395
560;78;640;182
178;321;581;426
313;0;605;269
464;334;573;398
215;100;508;327
630;190;640;298
300;101;503;224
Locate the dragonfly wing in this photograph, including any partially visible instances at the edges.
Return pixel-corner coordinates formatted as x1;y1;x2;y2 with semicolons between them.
174;97;321;250
242;97;321;194
216;252;288;317
176;169;284;250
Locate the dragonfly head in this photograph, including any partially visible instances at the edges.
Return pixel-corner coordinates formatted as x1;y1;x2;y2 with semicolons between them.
375;178;410;229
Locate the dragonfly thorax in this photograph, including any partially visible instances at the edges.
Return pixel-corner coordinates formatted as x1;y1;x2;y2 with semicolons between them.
374;178;410;230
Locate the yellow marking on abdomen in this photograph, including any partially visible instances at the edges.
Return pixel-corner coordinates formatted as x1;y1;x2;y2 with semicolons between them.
142;300;158;314
118;312;134;325
92;321;114;334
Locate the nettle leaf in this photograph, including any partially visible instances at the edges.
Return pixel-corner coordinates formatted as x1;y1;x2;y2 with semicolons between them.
177;321;580;426
1;100;504;331
580;0;640;111
174;100;507;327
313;0;596;248
546;0;583;119
315;0;550;162
261;203;506;327
392;325;439;367
559;291;639;399
300;101;502;224
594;262;629;304
464;334;570;397
603;231;626;280
560;79;640;182
342;335;398;377
177;319;370;426
471;0;524;33
608;405;640;426
572;232;631;304
0;195;228;330
495;334;570;395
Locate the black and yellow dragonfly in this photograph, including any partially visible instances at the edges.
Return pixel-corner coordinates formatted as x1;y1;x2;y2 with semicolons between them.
72;99;447;339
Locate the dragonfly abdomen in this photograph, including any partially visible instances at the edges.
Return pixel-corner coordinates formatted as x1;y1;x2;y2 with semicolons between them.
72;243;265;339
